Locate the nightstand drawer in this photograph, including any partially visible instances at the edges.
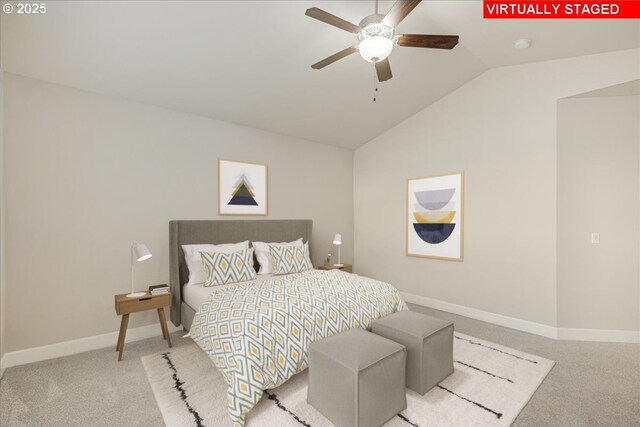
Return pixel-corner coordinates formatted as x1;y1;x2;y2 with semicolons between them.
115;293;171;315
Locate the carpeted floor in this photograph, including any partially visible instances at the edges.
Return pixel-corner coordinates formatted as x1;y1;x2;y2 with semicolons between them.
1;304;638;426
142;332;554;427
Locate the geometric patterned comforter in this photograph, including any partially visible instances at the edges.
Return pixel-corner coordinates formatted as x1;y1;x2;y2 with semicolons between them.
188;269;408;426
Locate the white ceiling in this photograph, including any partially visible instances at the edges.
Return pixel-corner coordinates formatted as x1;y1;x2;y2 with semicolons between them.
2;1;638;149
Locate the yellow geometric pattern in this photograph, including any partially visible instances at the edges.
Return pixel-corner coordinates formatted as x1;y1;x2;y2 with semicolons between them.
413;210;456;224
188;269;408;426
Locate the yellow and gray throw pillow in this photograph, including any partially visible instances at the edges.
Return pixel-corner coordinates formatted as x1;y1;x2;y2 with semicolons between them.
200;247;256;287
269;242;313;275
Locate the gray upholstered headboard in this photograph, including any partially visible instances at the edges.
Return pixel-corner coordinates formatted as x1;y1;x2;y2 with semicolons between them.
169;219;313;326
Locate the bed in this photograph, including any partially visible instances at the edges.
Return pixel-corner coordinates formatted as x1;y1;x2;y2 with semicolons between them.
169;219;314;329
169;220;407;426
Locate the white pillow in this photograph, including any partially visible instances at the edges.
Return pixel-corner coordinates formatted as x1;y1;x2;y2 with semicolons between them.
181;241;249;285
252;238;303;275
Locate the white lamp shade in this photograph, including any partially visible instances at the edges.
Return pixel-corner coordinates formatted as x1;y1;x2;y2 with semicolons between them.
358;36;393;63
133;243;152;262
333;234;342;245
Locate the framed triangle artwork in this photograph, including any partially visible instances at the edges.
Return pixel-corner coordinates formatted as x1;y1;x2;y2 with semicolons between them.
218;159;268;216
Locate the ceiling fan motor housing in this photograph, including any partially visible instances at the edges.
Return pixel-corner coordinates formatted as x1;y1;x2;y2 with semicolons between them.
357;14;395;41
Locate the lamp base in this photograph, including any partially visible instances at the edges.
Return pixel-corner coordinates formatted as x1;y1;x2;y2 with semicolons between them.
333;263;345;267
126;292;147;298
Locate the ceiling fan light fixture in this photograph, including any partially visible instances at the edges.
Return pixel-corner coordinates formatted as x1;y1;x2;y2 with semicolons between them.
358;36;394;63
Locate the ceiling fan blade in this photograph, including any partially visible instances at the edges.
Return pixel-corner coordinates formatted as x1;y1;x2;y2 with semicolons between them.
311;46;358;69
375;58;392;82
396;34;459;49
383;0;422;27
305;7;360;33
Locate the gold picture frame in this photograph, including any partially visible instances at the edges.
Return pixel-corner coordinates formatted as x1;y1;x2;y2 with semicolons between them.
218;159;268;216
406;171;464;261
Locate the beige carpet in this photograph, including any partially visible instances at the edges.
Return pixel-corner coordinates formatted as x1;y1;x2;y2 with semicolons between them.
142;333;554;427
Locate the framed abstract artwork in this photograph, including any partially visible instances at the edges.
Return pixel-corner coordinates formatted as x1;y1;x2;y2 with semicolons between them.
218;159;268;216
406;172;464;261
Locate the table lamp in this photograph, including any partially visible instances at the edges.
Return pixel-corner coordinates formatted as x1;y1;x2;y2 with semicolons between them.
129;243;152;298
332;233;344;267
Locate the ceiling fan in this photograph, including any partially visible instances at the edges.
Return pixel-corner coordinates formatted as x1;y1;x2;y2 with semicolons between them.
305;0;459;82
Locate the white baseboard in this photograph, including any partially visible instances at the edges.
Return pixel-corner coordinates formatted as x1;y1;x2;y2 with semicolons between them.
401;291;639;344
0;321;182;372
557;327;640;343
401;291;558;339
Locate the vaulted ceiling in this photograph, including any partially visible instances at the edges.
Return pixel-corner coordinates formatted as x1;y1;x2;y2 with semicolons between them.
2;1;638;148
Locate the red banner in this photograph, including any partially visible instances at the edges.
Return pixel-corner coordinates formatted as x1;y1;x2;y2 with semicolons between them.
484;1;640;18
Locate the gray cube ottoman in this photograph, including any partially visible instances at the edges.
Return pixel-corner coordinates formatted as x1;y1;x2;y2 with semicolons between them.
372;311;454;395
307;328;407;427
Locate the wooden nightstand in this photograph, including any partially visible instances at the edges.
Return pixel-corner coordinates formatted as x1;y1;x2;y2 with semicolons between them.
114;292;172;361
318;264;352;273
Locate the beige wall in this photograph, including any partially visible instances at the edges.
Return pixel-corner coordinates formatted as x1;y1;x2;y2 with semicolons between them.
3;50;639;355
3;73;353;353
354;49;639;328
557;96;639;330
0;72;5;362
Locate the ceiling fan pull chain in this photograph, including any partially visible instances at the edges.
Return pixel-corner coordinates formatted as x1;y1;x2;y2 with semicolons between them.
373;65;378;102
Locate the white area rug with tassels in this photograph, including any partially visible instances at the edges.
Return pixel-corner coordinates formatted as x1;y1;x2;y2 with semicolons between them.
142;332;554;427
